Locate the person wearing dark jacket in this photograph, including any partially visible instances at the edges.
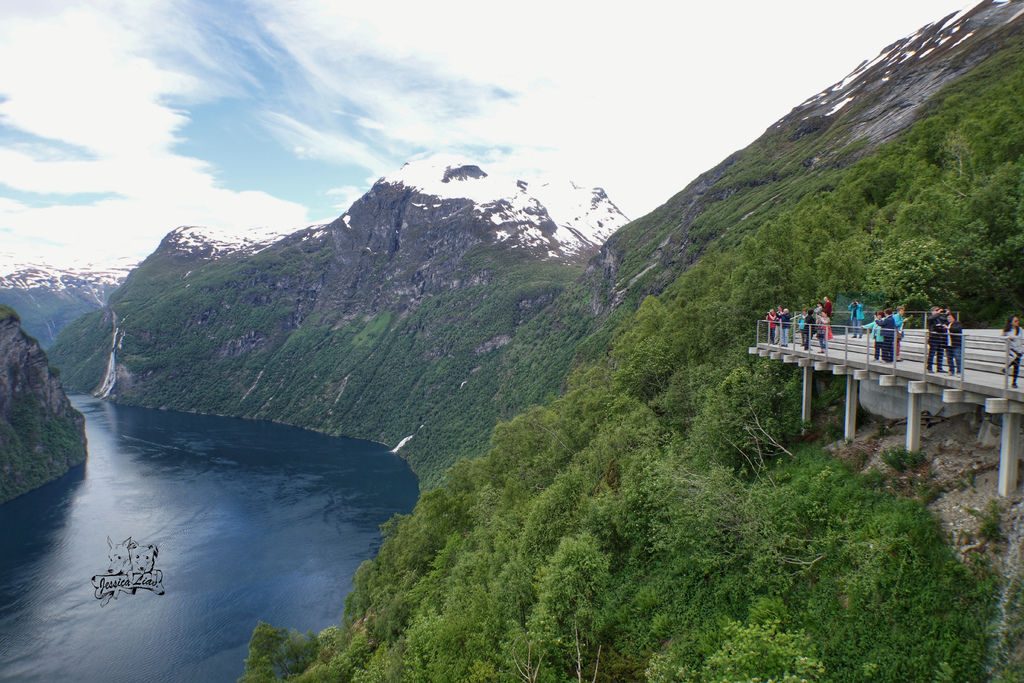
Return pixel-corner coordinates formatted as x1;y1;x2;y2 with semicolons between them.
879;309;897;363
946;312;963;375
779;308;792;346
927;307;948;372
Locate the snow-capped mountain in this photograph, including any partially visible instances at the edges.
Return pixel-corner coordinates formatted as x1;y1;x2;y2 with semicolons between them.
0;259;134;296
0;257;136;347
364;158;629;258
779;0;1024;143
158;224;307;259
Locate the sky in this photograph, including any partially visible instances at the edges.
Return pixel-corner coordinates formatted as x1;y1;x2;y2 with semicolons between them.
0;0;989;270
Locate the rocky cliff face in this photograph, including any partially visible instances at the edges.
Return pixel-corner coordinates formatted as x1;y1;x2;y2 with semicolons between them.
0;306;87;503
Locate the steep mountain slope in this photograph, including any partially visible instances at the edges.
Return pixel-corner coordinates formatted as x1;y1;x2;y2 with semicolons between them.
585;0;1024;314
49;161;628;486
0;260;132;347
241;2;1024;681
0;306;87;504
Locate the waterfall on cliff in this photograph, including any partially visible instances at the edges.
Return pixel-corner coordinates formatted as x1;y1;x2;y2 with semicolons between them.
96;327;122;399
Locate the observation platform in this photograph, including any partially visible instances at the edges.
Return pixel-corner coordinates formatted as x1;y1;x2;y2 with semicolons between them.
750;322;1023;497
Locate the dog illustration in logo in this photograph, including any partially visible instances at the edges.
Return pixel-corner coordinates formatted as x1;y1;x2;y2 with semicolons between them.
107;536;136;574
130;544;157;580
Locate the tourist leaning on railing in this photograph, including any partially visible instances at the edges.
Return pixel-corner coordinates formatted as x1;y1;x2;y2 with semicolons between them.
1004;315;1023;388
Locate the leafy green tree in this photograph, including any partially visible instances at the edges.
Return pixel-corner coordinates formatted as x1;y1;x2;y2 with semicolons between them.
241;622;320;681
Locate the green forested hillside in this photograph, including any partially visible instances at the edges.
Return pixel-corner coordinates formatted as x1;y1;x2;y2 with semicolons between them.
242;28;1024;682
50;233;605;488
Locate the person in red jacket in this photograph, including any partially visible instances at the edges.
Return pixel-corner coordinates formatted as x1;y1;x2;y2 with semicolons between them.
823;296;833;318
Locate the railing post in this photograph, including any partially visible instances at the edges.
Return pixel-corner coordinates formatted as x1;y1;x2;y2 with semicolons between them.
960;330;966;388
844;324;849;367
1006;336;1011;396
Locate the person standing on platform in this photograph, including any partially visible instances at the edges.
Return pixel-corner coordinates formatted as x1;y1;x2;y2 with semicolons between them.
848;299;864;337
893;305;907;361
1004;315;1023;388
945;312;963;375
800;309;811;350
879;309;897;363
823;296;833;318
863;311;884;360
927;307;948;373
817;311;831;353
780;308;792;347
767;309;778;344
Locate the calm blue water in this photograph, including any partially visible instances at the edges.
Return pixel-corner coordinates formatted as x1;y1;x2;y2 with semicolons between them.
0;395;419;682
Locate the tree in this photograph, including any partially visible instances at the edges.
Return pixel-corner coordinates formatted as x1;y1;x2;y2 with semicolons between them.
241;621;319;681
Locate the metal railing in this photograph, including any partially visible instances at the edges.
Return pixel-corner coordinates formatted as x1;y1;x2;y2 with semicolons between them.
755;319;1021;396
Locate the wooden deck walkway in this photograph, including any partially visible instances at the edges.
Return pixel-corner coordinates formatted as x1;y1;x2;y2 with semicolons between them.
752;323;1022;400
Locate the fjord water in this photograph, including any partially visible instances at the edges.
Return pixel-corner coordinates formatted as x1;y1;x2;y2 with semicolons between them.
0;395;419;682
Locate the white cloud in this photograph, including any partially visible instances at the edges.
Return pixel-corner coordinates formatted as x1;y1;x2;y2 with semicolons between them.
324;185;365;213
244;0;989;217
0;2;309;269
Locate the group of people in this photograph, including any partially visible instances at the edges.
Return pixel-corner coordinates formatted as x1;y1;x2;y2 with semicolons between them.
765;296;838;354
926;306;963;375
764;299;1024;388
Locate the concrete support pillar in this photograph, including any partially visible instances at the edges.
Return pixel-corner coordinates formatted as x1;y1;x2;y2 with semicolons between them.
999;412;1021;497
844;376;858;441
906;390;921;453
801;365;813;424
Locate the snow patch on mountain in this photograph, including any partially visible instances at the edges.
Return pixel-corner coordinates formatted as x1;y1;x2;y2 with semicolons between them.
163;225;293;258
161;223;330;259
379;157;629;256
782;0;1020;127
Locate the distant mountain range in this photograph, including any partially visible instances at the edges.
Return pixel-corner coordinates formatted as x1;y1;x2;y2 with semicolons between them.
0;260;134;347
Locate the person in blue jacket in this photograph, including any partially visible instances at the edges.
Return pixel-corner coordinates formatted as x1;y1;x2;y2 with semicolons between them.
848;299;864;337
863;311;885;360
